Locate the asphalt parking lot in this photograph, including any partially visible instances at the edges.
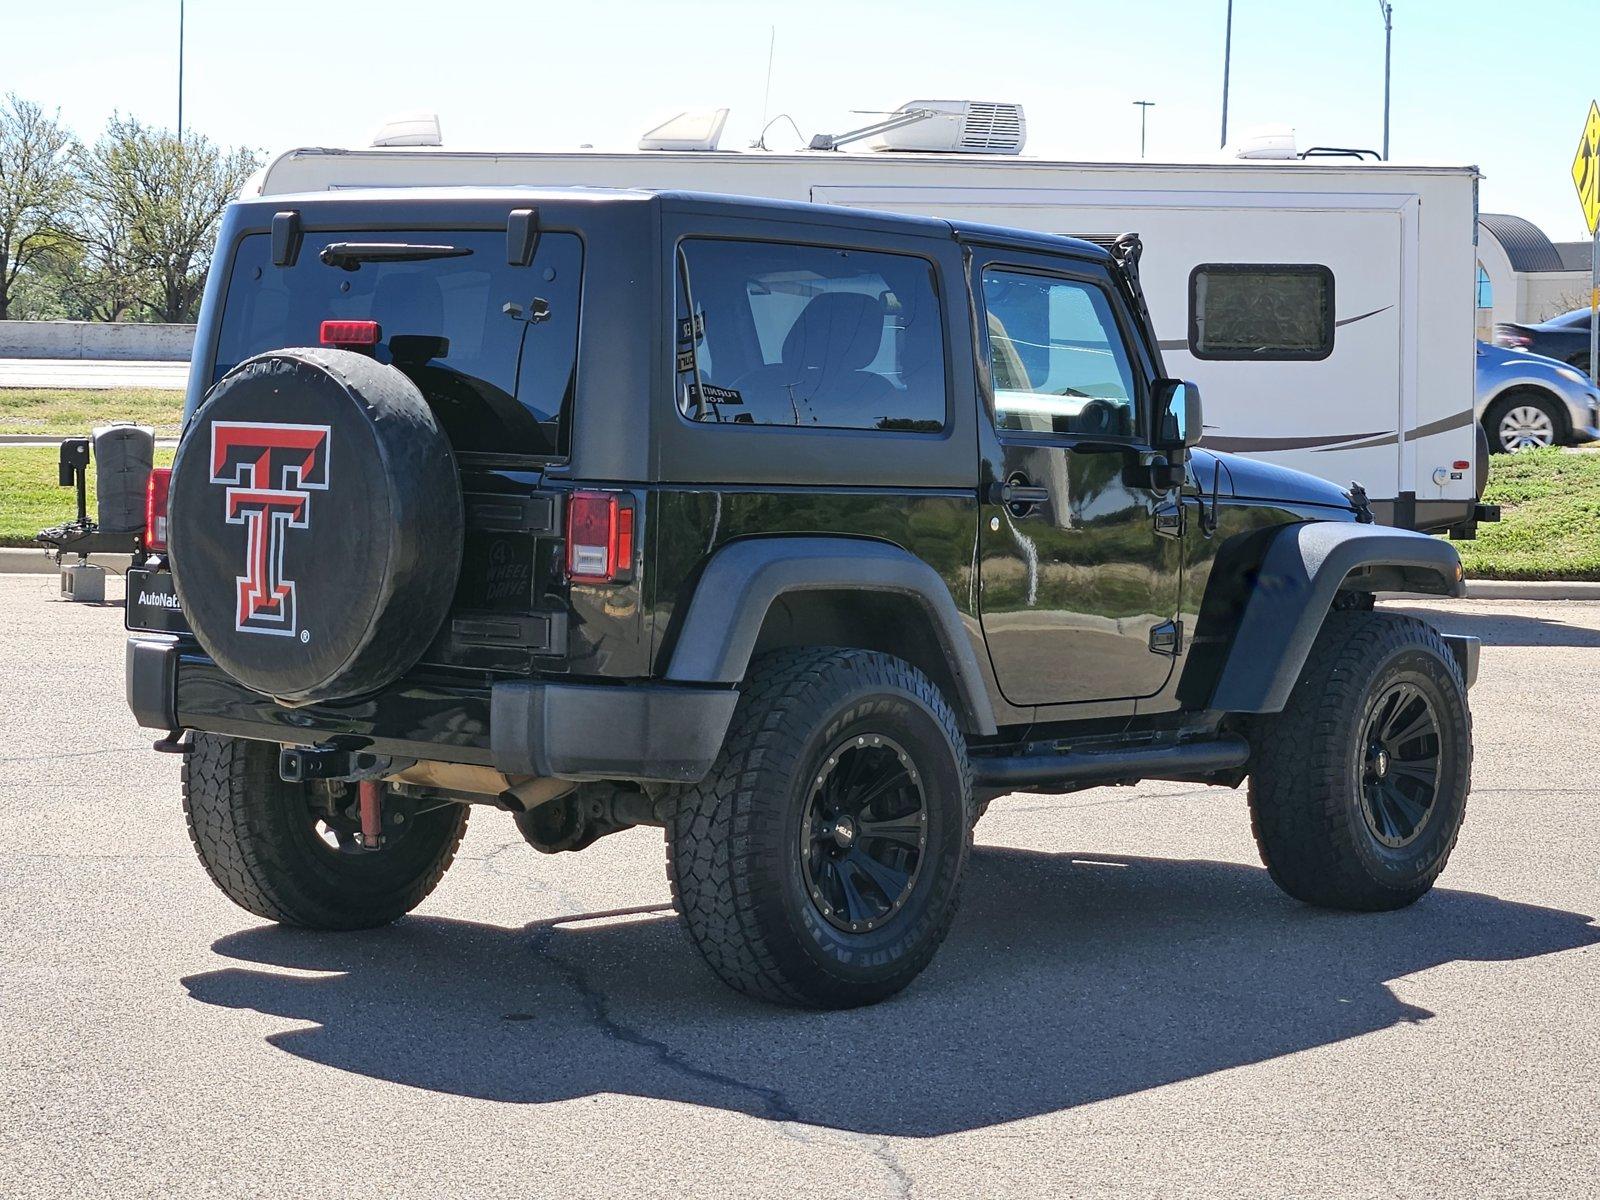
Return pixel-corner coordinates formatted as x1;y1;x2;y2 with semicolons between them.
1;573;1596;1199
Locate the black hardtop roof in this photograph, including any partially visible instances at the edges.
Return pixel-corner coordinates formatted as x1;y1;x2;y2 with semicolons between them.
234;184;1112;263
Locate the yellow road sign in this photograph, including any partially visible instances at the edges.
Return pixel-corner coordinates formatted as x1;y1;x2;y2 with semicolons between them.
1573;100;1600;235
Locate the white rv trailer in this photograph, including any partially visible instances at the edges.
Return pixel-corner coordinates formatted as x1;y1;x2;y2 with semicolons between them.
254;122;1485;532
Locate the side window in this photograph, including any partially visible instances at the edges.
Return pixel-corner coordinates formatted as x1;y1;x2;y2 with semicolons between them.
675;238;946;432
1189;263;1335;361
981;267;1140;438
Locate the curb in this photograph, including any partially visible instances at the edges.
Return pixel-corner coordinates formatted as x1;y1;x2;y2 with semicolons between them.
0;548;131;575
0;437;180;447
1379;579;1600;601
1463;579;1600;600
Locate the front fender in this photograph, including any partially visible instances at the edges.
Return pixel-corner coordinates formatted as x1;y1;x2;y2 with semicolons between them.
1208;521;1465;714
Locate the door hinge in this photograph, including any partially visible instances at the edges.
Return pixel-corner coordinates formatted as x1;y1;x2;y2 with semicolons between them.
1149;619;1183;656
1153;500;1184;539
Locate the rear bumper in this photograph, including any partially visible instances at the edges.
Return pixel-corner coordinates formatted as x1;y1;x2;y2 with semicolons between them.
126;636;738;784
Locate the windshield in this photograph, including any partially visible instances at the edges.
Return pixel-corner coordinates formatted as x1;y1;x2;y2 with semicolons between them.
1548;308;1592;329
212;228;582;458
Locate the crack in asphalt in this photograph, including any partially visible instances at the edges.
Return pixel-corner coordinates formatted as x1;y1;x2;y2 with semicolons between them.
525;920;803;1124
994;787;1217;817
465;839;526;871
840;1131;914;1199
486;842;918;1197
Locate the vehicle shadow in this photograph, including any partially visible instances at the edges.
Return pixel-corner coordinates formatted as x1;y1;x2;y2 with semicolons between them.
1386;604;1600;648
181;847;1599;1136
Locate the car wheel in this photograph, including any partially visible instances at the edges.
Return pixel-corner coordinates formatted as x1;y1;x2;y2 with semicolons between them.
183;734;469;929
1247;611;1471;911
665;648;972;1008
1484;390;1563;452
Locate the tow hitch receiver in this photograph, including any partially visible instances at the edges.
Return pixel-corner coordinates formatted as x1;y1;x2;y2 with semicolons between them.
278;745;408;784
279;746;401;850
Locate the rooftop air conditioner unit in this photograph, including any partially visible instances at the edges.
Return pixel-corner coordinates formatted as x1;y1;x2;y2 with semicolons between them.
1231;123;1298;160
371;112;443;148
871;101;1026;155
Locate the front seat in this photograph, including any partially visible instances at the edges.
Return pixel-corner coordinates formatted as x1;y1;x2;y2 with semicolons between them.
735;292;898;425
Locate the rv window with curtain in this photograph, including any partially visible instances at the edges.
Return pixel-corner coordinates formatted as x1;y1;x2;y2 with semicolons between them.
1188;264;1335;361
674;238;946;432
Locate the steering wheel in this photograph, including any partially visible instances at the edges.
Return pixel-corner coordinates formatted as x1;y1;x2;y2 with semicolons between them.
1074;398;1122;437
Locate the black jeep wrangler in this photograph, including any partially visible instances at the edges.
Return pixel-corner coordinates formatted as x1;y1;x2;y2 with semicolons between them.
126;188;1476;1008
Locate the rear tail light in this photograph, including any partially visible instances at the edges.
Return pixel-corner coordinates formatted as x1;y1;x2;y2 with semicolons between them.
320;319;382;348
565;490;634;584
145;467;173;551
1495;331;1532;349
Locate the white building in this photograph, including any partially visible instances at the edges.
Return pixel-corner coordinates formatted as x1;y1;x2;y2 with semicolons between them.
1476;213;1592;336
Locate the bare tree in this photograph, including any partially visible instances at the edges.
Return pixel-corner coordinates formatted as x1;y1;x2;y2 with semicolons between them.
0;94;77;320
76;116;258;322
1540;291;1592;323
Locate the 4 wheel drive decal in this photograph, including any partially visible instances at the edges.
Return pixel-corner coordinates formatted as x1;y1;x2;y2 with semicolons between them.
208;421;331;638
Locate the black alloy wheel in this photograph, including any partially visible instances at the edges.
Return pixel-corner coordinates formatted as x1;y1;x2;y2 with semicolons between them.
1358;681;1441;849
801;734;928;934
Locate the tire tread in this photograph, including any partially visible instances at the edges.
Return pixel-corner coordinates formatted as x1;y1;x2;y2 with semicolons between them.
1248;611;1471;911
181;734;467;929
666;647;971;1007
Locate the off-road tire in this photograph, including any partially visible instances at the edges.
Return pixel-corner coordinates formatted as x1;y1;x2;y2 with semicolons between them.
182;733;469;929
666;648;972;1008
1248;611;1471;911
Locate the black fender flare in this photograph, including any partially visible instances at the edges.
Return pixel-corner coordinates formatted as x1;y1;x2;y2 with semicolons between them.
1209;521;1465;714
663;536;998;736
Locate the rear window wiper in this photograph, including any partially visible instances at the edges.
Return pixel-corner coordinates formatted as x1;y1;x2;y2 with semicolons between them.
319;243;473;271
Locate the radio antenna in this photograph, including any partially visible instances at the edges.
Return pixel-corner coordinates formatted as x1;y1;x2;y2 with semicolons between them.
759;27;776;137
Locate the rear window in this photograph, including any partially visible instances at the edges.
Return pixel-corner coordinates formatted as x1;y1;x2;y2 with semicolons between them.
675;238;946;432
212;228;582;457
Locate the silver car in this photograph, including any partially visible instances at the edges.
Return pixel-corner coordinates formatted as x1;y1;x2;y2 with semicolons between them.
1476;341;1600;453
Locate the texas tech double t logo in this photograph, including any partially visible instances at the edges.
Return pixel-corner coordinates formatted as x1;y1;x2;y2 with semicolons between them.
208;422;331;638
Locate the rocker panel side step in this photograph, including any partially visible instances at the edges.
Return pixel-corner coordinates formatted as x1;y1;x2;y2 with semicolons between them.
971;735;1251;791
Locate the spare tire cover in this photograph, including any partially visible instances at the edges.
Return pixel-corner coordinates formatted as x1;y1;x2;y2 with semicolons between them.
168;348;463;706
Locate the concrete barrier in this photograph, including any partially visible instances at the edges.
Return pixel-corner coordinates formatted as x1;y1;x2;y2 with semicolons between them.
0;321;195;362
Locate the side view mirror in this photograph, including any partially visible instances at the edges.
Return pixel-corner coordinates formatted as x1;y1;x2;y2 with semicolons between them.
1153;379;1203;457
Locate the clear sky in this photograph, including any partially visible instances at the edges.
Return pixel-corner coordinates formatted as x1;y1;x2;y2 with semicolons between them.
8;0;1596;242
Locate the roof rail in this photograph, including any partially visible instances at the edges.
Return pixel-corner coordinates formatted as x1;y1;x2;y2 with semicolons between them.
1299;146;1383;161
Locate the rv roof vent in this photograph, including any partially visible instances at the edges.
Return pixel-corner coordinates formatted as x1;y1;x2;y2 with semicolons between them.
371;112;443;148
1231;123;1297;160
872;101;1026;155
639;108;730;152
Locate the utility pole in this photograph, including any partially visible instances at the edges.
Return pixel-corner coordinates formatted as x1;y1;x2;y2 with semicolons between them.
1134;100;1154;159
1220;0;1234;149
177;0;186;139
1377;0;1393;160
1590;225;1598;384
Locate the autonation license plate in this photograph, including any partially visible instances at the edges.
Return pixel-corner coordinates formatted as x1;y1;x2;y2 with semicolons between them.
126;568;189;635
